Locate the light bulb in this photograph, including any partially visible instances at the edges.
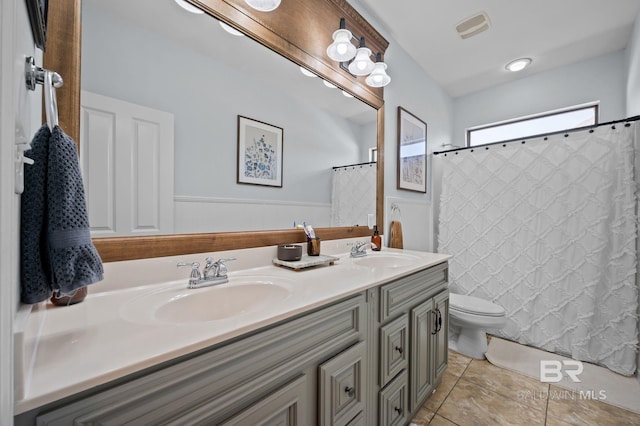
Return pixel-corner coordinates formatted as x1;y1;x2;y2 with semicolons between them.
219;21;244;37
326;29;357;62
348;47;374;76
365;61;391;87
174;0;204;14
244;0;281;12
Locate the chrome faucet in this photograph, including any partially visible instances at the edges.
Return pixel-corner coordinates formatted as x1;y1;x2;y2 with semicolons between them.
177;257;236;289
350;241;377;258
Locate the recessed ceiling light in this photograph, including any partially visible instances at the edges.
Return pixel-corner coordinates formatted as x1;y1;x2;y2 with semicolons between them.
219;21;244;37
300;67;317;77
323;80;337;89
505;58;532;72
174;0;204;14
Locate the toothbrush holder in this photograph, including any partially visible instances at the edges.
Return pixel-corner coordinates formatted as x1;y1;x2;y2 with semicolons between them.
307;237;321;256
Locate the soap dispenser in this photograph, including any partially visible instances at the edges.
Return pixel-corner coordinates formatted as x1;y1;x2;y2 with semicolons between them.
371;225;381;251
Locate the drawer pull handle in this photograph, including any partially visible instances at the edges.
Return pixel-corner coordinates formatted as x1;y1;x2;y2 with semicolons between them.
394;407;403;415
344;386;355;397
395;345;403;354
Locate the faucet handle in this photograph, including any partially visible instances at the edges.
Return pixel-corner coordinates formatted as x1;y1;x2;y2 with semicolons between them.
214;258;236;277
177;261;201;281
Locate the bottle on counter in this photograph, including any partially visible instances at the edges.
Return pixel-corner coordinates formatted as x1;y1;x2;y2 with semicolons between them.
371;225;382;251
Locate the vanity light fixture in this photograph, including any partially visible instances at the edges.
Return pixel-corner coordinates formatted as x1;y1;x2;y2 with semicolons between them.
365;53;391;87
174;0;204;14
219;21;244;37
300;67;317;77
323;80;337;89
326;19;391;87
244;0;281;12
505;58;532;72
348;38;375;76
326;18;357;62
342;90;354;98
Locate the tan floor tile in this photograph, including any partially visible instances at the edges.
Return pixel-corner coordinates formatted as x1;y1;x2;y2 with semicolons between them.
546;385;640;426
429;414;458;425
436;378;545;426
447;350;472;377
410;406;436;426
462;359;548;413
422;372;459;412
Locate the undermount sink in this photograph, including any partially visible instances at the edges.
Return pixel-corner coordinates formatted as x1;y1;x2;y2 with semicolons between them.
121;276;293;324
353;253;420;269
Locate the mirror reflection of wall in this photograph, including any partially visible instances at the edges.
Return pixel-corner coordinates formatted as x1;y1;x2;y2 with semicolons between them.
81;0;377;237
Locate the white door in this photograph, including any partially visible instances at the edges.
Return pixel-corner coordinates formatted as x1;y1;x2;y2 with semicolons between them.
0;0;43;421
80;91;175;237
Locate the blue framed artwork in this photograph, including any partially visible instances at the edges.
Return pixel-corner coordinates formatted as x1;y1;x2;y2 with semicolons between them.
237;115;283;188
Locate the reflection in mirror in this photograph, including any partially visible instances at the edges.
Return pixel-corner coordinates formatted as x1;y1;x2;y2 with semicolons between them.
81;0;377;238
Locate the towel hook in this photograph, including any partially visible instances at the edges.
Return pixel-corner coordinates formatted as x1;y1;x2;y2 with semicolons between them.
25;56;63;130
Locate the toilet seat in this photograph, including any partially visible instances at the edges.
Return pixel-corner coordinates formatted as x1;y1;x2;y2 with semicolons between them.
450;293;505;317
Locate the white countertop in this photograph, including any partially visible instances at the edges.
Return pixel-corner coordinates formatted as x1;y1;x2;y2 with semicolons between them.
15;241;449;414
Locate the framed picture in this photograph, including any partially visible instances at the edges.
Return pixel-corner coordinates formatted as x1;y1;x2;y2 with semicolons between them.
26;0;48;51
397;107;427;193
237;115;283;187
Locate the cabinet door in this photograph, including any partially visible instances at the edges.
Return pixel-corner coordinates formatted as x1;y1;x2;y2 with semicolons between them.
409;298;434;411
318;342;367;426
220;375;307;426
378;370;408;426
379;314;408;387
433;291;449;382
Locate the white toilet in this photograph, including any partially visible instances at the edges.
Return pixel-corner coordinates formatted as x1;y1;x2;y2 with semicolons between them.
448;293;507;359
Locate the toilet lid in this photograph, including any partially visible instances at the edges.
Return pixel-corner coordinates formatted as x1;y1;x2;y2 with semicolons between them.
449;293;505;317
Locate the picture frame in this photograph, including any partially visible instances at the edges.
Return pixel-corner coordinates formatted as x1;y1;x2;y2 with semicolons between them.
397;107;427;193
237;115;283;188
26;0;48;51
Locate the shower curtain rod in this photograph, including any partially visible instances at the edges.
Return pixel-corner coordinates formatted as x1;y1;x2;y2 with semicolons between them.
433;114;640;156
332;161;376;170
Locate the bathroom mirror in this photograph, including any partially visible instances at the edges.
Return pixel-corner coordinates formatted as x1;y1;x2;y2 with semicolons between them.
44;0;387;261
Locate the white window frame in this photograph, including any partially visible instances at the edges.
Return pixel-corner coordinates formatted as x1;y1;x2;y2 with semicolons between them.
466;103;599;147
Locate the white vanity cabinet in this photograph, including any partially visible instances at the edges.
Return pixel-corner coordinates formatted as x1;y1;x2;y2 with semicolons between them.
16;260;449;426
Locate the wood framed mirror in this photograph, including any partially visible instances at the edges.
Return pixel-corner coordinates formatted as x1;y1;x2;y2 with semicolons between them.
44;0;387;262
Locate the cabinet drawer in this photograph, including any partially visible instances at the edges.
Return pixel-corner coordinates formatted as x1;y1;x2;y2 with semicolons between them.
220;375;307;425
380;263;448;322
378;370;408;426
379;315;408;387
319;342;367;426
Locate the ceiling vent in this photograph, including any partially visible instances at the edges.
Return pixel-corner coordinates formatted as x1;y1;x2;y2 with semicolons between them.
456;12;491;39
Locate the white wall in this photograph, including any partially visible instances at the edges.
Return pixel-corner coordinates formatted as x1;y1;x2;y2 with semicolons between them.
627;12;640;116
453;50;627;145
1;0;41;419
350;1;455;252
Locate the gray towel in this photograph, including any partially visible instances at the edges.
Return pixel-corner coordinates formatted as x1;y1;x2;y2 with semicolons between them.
21;125;103;304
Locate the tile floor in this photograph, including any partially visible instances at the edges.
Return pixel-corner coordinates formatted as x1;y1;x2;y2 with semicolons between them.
410;349;640;426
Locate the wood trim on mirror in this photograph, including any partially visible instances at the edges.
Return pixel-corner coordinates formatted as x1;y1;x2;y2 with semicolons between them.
45;0;387;262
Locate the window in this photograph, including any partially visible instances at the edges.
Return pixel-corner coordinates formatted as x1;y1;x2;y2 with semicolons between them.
467;104;598;147
369;147;378;162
